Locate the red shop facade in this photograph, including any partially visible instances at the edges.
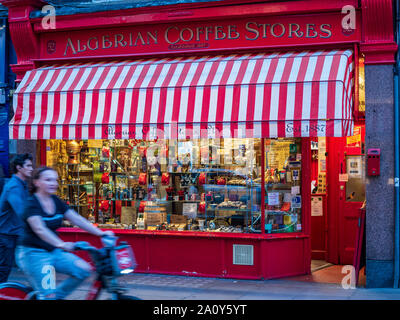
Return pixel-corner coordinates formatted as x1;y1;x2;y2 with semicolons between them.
2;0;397;281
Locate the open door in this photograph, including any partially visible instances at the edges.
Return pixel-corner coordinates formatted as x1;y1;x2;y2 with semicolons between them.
338;150;366;264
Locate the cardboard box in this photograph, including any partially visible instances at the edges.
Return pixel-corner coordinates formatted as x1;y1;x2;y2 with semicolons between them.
170;214;188;224
121;207;136;225
144;212;167;226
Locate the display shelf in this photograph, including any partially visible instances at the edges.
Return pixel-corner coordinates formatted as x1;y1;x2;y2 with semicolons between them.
95;198;138;201
265;211;293;215
55;161;95;219
203;184;259;189
60;183;93;186
109;172;139;176
206;208;251;212
159;200;201;203
168;170;250;175
200;163;260;231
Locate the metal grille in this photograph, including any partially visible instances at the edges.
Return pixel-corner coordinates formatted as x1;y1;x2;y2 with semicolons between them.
232;244;254;266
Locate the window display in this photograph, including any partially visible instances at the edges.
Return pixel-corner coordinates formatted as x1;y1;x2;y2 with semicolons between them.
46;137;302;234
263;138;302;233
46;138;260;233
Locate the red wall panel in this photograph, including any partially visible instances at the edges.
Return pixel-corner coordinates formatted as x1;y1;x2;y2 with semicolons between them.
262;239;306;279
59;230;307;280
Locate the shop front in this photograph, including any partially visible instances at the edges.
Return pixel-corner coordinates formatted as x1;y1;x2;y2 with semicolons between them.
2;0;396;281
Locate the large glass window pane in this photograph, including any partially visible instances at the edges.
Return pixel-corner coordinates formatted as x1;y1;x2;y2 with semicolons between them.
264;138;302;233
47;138;262;233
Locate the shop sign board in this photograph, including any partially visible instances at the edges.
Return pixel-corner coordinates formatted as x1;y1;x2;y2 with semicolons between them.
39;12;360;59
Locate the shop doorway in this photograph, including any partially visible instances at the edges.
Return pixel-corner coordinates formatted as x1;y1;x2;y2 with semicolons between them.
310;137;328;262
337;146;366;264
311;125;365;268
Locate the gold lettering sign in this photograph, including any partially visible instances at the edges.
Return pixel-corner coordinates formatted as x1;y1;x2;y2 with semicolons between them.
62;21;333;56
64;31;159;56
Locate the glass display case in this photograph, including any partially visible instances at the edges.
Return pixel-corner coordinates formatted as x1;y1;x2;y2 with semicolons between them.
46;137;302;234
47;140;95;220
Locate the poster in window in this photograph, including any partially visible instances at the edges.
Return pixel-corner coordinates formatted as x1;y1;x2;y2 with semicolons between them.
291;195;302;208
267;192;280;206
311;197;323;216
182;203;197;219
347;157;362;178
346;126;361;147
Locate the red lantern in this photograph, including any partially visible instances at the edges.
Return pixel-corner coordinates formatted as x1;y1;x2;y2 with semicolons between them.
198;172;206;185
161;172;170;185
178;190;185;201
139;173;147;185
199;202;206;213
166;186;174;201
217;177;226;185
101;172;110;184
102;147;110;158
100;200;110;212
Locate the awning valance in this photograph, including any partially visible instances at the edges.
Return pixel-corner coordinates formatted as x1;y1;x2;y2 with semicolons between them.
10;50;354;140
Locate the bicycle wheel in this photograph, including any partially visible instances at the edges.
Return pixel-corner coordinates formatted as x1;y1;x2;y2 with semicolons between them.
0;282;33;300
117;294;142;300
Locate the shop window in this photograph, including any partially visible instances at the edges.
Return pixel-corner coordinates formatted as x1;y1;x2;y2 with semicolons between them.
46;138;262;233
264;138;302;233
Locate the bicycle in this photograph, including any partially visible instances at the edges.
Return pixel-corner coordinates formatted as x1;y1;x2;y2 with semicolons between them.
0;235;141;300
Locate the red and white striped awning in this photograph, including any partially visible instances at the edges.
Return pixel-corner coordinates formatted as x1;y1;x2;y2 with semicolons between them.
10;50;354;140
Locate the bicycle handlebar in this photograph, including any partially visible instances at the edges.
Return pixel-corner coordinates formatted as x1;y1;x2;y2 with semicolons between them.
73;235;119;252
73;241;98;252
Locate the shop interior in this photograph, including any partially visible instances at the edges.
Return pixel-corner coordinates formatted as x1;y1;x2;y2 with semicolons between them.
45;138;302;234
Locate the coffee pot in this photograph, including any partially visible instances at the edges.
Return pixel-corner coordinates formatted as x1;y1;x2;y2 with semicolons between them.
66;140;81;164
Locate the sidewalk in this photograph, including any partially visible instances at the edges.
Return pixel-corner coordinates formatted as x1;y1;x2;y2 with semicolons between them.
7;266;400;300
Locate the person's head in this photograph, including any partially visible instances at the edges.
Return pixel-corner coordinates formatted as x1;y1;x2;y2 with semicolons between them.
11;153;33;180
30;167;58;195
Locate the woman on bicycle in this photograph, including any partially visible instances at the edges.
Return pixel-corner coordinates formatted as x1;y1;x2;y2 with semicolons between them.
15;166;114;300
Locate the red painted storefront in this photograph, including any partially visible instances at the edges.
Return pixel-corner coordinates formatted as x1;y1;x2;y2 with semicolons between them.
2;0;396;279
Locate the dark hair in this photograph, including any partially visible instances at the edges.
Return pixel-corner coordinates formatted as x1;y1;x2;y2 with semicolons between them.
29;166;56;194
11;153;33;174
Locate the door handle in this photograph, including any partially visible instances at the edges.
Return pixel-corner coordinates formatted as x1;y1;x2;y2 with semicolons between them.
339;185;345;200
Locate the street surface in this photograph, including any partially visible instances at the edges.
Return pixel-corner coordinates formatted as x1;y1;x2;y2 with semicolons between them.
7;267;400;300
